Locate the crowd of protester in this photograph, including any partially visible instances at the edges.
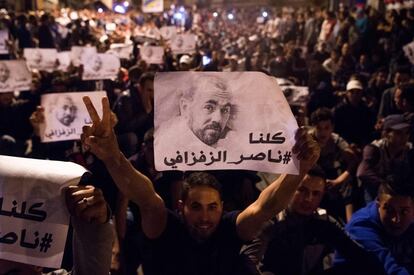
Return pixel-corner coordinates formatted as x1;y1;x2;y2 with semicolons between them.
1;1;414;274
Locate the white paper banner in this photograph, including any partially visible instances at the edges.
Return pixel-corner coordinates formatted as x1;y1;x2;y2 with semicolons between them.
142;0;163;13
70;46;97;67
57;51;71;72
107;43;133;59
160;26;176;41
154;72;299;174
40;91;106;142
141;46;164;64
0;155;87;268
0;30;9;54
81;53;120;80
24;48;58;72
0;60;32;93
171;34;196;55
403;41;414;65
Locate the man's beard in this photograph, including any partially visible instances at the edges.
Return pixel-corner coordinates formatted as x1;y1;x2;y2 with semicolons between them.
193;122;222;146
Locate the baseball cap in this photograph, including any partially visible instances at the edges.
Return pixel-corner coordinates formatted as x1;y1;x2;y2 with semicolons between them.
179;55;191;65
346;79;363;91
383;114;411;130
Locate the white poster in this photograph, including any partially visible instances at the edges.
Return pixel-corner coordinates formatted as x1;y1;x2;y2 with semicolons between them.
40;91;106;143
140;46;164;64
81;53;120;80
142;0;164;13
0;60;32;93
403;41;414;65
56;51;71;72
171;34;196;55
0;155;87;268
70;46;97;67
0;30;9;54
107;43;133;59
24;48;58;72
160;26;176;41
154;72;299;174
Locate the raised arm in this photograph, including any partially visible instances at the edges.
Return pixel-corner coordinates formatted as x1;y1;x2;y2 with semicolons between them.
236;128;320;241
81;96;167;239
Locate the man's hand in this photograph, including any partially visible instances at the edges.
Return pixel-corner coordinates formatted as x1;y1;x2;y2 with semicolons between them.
292;127;320;175
65;185;109;224
82;96;119;163
29;106;45;137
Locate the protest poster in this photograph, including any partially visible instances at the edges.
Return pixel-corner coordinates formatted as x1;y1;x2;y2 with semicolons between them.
0;60;32;93
154;72;300;174
142;0;164;13
0;155;87;268
24;48;58;72
275;78;309;107
40;91;106;143
140;46;164;64
81;53;120;80
160;26;176;41
171;34;196;55
0;30;9;54
70;46;97;67
107;43;134;59
56;51;71;72
403;41;414;64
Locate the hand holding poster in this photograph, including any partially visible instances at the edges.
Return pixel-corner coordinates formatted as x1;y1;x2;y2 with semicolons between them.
0;155;87;268
24;48;58;72
81;53;120;80
0;30;9;54
41;91;106;142
140;46;164;64
0;60;32;93
171;34;196;55
142;0;164;13
154;72;299;174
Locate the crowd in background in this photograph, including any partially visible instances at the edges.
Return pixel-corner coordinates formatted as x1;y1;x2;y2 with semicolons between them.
0;1;414;274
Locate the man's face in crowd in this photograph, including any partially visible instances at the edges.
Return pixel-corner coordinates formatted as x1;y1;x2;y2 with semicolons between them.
181;82;232;146
289;174;325;216
55;96;77;126
377;193;414;237
315;120;334;145
180;186;223;241
0;259;42;275
376;71;387;86
347;88;363;106
0;62;10;83
0;92;14;107
394;72;409;86
386;127;410;149
175;36;184;48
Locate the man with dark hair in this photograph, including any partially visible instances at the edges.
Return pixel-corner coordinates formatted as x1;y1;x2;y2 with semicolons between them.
242;167;385;275
335;181;414;274
81;96;320;275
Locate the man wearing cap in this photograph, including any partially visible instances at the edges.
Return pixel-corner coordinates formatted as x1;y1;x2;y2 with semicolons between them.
333;78;375;147
178;55;192;71
357;114;413;203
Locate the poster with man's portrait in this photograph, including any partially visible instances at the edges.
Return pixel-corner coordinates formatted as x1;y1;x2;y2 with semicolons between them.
160;26;176;41
403;41;414;65
70;46;97;67
107;43;134;59
171;34;196;55
24;48;58;72
0;60;32;93
81;53;120;80
140;46;164;64
154;72;300;174
41;91;106;142
56;51;71;72
0;30;9;54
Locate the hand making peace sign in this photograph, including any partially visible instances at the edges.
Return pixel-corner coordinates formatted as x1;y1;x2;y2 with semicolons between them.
81;96;119;162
